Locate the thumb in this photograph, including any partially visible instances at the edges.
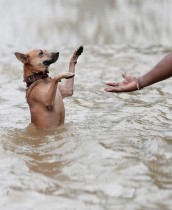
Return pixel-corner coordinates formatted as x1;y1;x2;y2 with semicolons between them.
122;72;127;79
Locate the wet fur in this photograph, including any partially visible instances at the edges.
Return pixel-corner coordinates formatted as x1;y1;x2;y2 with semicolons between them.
15;46;83;129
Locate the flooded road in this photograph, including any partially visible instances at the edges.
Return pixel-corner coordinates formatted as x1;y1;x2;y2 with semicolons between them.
0;1;172;210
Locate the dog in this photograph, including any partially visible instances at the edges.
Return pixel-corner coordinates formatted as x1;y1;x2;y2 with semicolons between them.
15;46;83;129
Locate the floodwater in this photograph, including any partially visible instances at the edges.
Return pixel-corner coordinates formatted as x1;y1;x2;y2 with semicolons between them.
0;1;172;210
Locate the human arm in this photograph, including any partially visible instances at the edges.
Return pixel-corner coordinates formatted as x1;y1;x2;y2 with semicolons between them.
105;53;172;93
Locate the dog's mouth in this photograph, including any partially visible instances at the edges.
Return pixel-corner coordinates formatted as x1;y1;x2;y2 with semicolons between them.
43;52;59;66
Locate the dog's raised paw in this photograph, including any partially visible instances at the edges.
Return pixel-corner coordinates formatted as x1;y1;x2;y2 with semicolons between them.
76;46;83;56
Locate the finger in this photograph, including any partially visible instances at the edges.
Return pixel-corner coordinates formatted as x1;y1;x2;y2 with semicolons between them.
122;72;128;79
122;73;135;82
105;82;119;87
104;87;123;93
105;82;137;93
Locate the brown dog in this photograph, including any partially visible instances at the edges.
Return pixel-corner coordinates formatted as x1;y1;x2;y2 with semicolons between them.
15;46;83;129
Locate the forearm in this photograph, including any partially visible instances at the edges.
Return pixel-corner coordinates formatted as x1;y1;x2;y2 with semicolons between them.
139;53;172;88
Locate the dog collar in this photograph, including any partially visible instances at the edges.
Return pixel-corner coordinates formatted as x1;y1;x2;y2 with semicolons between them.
25;70;49;87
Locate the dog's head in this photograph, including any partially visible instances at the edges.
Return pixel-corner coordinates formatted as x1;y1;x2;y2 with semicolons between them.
15;49;59;78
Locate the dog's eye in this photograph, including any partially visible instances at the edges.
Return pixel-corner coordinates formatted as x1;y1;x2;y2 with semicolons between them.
38;51;44;57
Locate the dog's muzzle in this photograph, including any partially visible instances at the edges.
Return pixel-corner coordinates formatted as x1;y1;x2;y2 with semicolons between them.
43;52;59;66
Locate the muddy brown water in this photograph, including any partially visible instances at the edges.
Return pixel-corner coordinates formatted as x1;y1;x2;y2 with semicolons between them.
0;1;172;210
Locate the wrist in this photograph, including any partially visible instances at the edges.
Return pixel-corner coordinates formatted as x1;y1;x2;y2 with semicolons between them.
136;77;143;90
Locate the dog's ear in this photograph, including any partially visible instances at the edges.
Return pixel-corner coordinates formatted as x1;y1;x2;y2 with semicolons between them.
14;52;28;63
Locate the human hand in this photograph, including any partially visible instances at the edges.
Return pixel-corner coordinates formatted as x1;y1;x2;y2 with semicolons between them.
105;73;140;93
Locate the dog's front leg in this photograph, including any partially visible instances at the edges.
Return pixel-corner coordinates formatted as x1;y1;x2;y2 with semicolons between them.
45;72;75;111
60;46;83;98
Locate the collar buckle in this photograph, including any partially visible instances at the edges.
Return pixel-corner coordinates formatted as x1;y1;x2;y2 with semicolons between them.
28;75;35;83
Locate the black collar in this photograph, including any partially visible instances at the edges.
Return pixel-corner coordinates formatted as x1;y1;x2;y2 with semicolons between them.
25;70;49;87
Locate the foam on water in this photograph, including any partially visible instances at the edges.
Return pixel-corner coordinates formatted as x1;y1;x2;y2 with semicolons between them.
0;1;172;209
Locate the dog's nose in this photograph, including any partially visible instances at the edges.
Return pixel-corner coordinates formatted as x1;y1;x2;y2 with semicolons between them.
53;52;59;59
52;52;59;60
55;52;59;57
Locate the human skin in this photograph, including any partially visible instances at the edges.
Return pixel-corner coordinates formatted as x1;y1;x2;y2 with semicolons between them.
105;53;172;93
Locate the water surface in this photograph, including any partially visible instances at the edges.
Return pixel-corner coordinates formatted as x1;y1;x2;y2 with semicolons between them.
0;45;172;210
0;0;172;210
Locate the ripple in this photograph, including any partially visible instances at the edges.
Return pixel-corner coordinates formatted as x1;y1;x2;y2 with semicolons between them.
0;45;172;210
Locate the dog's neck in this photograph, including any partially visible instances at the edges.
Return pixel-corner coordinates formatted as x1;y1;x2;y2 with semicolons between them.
24;64;49;87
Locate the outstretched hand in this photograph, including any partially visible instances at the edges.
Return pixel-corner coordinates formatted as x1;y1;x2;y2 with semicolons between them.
105;73;139;93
